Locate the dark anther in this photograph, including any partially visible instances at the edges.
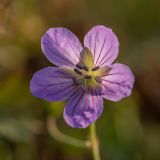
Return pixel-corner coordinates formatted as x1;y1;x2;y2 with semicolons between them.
74;68;82;75
85;75;92;79
95;76;102;83
92;66;100;71
76;62;84;70
83;66;89;71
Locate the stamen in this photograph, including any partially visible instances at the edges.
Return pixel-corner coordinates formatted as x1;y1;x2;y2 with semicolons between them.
76;62;84;70
74;68;82;75
95;76;102;83
92;66;100;71
83;66;89;71
85;75;92;79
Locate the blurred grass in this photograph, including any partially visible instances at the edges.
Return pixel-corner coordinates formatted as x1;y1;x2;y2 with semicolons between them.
0;0;160;160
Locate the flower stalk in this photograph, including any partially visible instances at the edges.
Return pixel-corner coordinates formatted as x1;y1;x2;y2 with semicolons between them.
47;117;90;148
90;123;101;160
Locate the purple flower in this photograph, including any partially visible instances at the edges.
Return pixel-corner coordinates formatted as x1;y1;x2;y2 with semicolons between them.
30;25;135;128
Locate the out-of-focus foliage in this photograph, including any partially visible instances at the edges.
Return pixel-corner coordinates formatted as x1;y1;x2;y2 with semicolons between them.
0;0;160;160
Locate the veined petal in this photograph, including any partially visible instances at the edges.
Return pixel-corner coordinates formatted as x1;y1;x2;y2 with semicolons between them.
84;25;119;67
30;67;79;101
63;89;103;128
41;28;83;67
102;63;135;102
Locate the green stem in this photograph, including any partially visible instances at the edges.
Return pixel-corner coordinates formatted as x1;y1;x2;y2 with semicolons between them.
47;117;90;147
90;123;101;160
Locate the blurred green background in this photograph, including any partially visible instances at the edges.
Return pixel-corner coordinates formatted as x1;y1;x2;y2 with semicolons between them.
0;0;160;160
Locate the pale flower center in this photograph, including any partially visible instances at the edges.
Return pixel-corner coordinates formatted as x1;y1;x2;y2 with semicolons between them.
61;47;110;90
72;47;110;90
73;63;102;87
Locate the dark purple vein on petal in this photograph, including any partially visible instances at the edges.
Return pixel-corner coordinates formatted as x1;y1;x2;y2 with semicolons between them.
46;86;74;100
93;87;100;101
45;34;76;65
97;42;113;67
102;72;125;77
58;86;80;99
68;86;81;99
101;83;116;94
81;89;89;113
44;46;72;66
43;42;74;66
45;84;75;97
54;70;74;77
102;79;124;85
68;33;80;60
48;75;73;78
53;48;76;65
91;88;101;116
70;42;80;60
45;34;72;65
99;55;112;67
76;90;87;115
38;81;73;87
95;89;102;116
93;31;99;60
71;89;84;115
93;89;99;114
91;88;95;109
102;79;131;89
95;36;106;66
68;89;82;103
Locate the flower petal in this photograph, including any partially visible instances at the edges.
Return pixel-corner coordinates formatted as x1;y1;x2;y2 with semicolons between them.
84;25;119;67
63;89;103;128
102;63;135;102
30;67;79;101
41;28;83;67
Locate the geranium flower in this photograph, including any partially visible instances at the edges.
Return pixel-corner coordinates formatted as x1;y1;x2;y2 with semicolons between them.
30;25;135;128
